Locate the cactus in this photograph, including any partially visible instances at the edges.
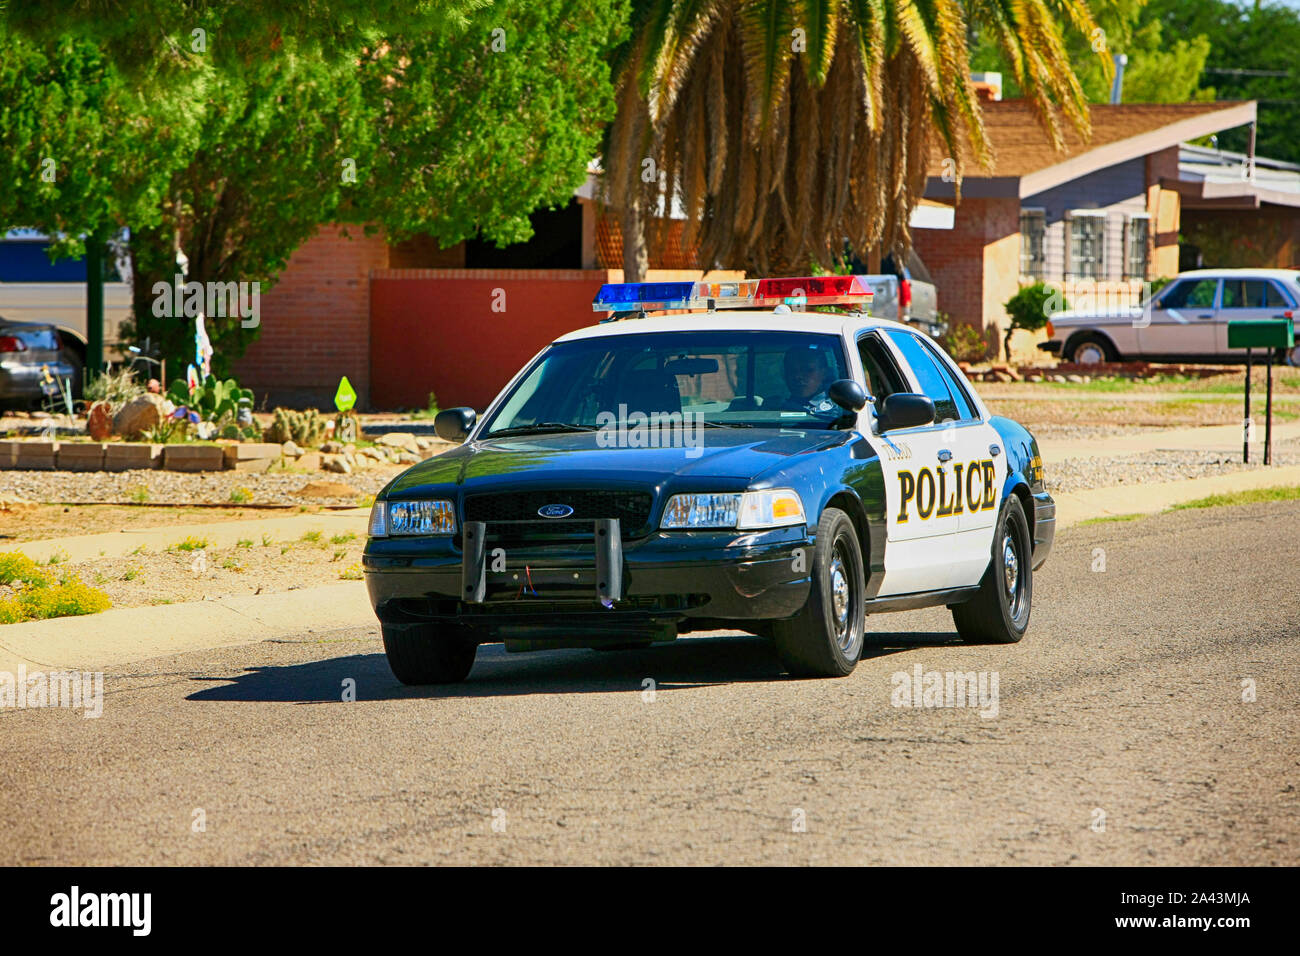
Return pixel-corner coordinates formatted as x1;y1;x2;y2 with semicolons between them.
264;407;326;447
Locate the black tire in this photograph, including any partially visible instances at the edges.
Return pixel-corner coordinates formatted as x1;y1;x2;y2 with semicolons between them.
771;507;866;677
952;495;1033;644
381;621;477;684
1064;332;1117;365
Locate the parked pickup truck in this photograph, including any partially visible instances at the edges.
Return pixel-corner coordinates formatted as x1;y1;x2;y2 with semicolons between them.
857;250;945;340
1040;267;1300;367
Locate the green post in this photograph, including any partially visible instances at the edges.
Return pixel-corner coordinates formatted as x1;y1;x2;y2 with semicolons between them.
85;228;106;382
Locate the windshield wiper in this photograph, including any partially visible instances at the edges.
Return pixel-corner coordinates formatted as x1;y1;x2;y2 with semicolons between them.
697;420;755;428
485;422;599;437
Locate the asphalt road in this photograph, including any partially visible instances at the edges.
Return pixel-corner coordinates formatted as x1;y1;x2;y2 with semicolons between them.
3;502;1298;865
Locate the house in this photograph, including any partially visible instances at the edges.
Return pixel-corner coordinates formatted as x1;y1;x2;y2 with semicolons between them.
915;98;1258;359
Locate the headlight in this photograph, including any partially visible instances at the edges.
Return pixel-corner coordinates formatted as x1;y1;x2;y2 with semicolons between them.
660;490;805;530
371;499;456;536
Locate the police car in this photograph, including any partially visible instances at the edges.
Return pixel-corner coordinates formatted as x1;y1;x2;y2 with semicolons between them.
364;276;1055;683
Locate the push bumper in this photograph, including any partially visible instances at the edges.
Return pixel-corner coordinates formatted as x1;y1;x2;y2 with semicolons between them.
364;524;814;629
1037;340;1062;354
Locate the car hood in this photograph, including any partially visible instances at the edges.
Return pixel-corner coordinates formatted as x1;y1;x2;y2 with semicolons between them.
383;428;847;498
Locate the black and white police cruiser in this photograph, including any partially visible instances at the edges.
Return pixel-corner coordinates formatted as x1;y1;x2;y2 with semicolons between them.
364;276;1055;683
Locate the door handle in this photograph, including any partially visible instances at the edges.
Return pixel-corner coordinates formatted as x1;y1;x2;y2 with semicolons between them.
989;443;1001;457
1197;313;1214;319
937;448;953;462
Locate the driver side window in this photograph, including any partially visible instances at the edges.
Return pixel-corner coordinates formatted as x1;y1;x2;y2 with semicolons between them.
857;333;906;402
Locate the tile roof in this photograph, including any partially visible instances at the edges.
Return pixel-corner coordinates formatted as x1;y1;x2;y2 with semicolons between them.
929;100;1254;180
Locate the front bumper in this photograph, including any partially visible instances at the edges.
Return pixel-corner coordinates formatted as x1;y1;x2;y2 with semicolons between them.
1037;340;1062;354
1031;491;1056;570
365;524;814;631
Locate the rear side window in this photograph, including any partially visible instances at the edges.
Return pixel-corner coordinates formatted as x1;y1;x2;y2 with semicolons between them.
7;327;60;350
915;336;978;420
885;330;961;424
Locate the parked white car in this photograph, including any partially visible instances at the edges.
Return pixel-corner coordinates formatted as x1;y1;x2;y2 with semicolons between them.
1040;268;1300;367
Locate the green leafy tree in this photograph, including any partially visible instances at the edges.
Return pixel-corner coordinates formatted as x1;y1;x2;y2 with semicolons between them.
1004;282;1065;360
1;1;627;377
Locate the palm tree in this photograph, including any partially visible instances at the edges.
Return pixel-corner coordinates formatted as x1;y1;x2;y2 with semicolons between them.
605;0;1108;279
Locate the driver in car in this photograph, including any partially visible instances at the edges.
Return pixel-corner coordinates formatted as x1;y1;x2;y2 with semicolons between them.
781;346;839;417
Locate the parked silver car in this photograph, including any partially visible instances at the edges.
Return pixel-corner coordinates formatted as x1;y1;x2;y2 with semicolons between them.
0;318;81;409
1040;268;1300;366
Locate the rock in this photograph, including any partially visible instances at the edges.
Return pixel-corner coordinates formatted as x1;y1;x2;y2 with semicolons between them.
295;452;322;472
195;421;218;440
86;401;114;440
416;438;432;451
396;451;420;464
1066;374;1086;384
321;453;351;474
297;480;358;498
376;431;420;455
112;394;165;439
0;494;38;513
321;441;344;455
282;440;303;458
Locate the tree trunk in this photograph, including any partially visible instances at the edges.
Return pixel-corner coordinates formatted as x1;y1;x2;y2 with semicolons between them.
621;190;649;283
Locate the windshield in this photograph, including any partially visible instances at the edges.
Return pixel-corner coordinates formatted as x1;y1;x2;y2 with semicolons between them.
482;330;851;436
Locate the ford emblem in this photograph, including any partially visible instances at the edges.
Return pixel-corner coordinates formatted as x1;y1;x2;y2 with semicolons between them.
538;504;574;518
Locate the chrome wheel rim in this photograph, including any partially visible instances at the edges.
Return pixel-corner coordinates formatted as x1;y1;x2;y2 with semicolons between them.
1002;529;1027;621
1075;343;1105;365
827;536;860;654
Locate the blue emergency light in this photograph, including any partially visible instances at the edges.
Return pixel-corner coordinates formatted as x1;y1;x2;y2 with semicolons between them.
593;281;696;312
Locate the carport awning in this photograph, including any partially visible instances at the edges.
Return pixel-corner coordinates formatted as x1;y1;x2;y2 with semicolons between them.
1161;176;1300;210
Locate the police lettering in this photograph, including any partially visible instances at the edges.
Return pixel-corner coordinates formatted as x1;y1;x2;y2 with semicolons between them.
899;459;997;522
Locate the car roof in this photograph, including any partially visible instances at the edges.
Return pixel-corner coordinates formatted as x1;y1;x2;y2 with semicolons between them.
1176;268;1300;280
554;311;917;343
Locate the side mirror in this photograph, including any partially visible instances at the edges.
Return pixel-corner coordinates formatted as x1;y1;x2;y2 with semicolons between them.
877;393;935;432
434;407;476;442
828;378;868;412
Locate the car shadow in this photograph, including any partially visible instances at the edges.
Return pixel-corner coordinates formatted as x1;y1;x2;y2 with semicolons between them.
185;629;965;704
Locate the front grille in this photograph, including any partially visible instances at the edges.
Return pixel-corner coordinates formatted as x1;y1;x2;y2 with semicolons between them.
464;489;654;537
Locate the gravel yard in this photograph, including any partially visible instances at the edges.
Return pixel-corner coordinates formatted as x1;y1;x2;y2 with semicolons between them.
1045;443;1300;494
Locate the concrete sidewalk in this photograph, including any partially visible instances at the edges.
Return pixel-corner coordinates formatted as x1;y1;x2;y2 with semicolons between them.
1040;420;1300;464
11;508;370;564
0;581;373;672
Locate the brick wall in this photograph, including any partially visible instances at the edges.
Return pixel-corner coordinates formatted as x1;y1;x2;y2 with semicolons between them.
233;224;389;410
369;268;742;411
913;195;1021;341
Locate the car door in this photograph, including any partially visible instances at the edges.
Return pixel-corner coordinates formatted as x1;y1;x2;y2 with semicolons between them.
1139;277;1220;356
861;329;991;596
1215;277;1296;355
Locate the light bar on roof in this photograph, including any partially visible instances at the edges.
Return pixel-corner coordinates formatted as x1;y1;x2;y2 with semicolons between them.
591;275;871;313
752;275;873;308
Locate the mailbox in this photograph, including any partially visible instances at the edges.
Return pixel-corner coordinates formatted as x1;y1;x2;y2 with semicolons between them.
1227;317;1292;465
1227;318;1294;350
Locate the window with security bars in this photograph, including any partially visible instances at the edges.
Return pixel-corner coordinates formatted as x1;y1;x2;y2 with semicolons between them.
1068;214;1105;279
1126;217;1149;280
1019;209;1045;279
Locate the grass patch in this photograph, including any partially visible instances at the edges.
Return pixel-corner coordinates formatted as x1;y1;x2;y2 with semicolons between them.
0;551;111;623
128;485;150;504
168;536;209;552
236;538;254;549
1077;512;1146;526
339;563;363;581
261;533;273;547
329;532;356;545
222;557;243;571
45;549;70;566
1169;485;1300;511
300;529;323;544
121;566;142;581
228;486;254;505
